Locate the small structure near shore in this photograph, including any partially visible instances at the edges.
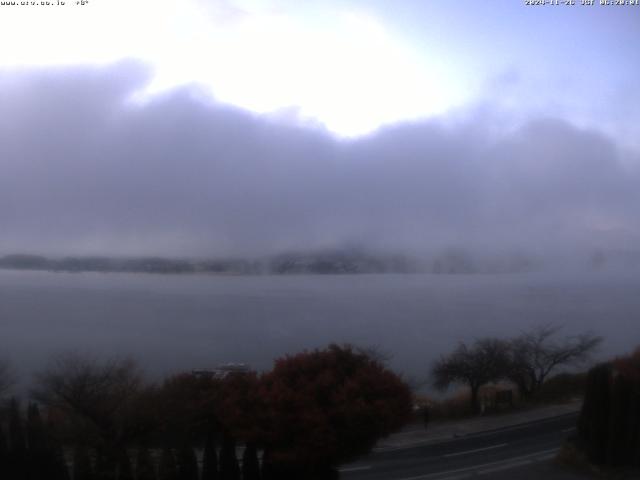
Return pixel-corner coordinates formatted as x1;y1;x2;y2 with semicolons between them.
192;363;250;380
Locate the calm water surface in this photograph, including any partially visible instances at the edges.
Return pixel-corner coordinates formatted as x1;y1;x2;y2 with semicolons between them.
1;269;638;388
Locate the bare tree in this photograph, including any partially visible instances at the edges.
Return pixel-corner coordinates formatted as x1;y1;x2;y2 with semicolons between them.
507;324;602;399
432;338;511;414
33;352;142;418
32;352;149;475
356;345;394;365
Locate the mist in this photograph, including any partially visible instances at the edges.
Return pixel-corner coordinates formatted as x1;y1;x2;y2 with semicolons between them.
1;61;639;263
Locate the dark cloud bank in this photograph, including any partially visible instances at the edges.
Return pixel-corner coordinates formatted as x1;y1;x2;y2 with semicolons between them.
1;61;639;269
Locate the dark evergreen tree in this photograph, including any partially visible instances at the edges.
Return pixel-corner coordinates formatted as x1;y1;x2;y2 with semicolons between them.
136;446;156;480
219;433;239;480
48;440;71;480
73;445;95;480
117;450;134;480
176;444;198;480
577;363;611;465
241;443;260;480
0;424;9;479
95;450;116;480
607;373;634;466
577;349;640;468
26;404;46;452
259;449;274;480
202;432;219;480
26;403;48;480
158;447;179;480
8;398;27;480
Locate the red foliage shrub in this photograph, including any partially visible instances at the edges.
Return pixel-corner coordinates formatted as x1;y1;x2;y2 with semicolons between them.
258;344;412;472
613;348;640;383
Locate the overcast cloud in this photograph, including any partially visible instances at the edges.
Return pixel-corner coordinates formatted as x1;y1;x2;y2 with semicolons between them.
0;61;638;260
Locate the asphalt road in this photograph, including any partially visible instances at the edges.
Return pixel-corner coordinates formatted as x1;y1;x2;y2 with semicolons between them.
339;412;580;480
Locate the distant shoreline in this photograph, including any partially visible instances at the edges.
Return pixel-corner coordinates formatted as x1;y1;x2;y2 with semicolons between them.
0;250;538;276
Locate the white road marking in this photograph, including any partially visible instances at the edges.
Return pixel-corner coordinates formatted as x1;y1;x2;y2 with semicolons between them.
478;453;556;475
477;459;534;474
443;443;508;458
375;413;579;452
339;465;372;473
374;435;453;452
391;448;559;480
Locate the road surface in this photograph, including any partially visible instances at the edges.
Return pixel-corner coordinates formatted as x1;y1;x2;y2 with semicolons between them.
340;412;581;480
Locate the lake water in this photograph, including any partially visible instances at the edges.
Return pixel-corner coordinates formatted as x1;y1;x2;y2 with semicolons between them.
1;269;639;390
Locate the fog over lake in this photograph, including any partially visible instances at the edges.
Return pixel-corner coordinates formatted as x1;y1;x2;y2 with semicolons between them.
2;269;638;390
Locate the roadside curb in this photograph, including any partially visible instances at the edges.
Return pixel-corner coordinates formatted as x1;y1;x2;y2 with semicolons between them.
374;409;581;453
455;410;580;440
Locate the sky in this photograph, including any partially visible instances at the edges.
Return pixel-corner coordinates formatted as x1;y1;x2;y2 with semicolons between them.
0;0;639;259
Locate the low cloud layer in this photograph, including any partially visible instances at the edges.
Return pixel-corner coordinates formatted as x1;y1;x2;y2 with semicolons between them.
1;62;639;260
